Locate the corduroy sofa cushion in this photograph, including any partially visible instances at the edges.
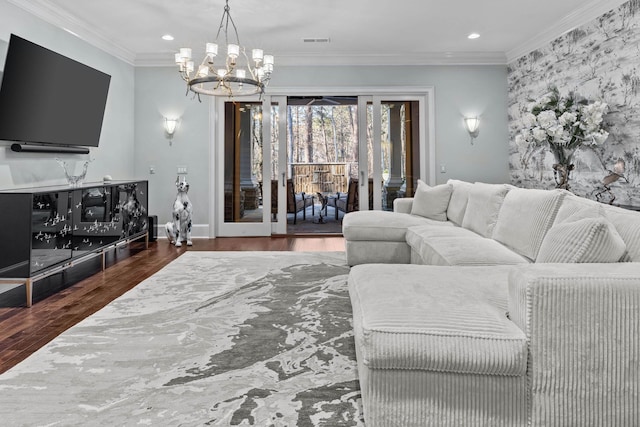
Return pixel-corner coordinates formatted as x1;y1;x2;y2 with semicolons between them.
461;182;510;237
349;264;528;376
601;203;640;262
406;230;531;266
446;179;474;226
537;216;626;263
410;180;452;221
342;210;451;242
492;188;566;260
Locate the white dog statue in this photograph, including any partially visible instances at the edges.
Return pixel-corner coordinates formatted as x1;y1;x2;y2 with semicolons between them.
165;176;193;247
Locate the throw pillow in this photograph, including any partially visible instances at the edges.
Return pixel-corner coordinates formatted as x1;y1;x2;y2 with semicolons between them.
537;217;627;263
460;182;510;237
601;204;640;262
492;188;565;260
410;180;452;221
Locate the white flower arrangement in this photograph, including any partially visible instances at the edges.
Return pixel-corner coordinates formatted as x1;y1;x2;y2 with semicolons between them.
516;86;609;154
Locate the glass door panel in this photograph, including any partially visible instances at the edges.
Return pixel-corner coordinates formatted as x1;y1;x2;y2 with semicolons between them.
222;101;264;224
286;97;358;229
366;97;422;212
271;96;287;234
379;100;420;210
217;96;282;237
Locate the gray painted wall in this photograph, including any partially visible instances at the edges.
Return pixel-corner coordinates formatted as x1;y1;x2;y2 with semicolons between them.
136;64;510;236
134;67;210;234
0;1;135;189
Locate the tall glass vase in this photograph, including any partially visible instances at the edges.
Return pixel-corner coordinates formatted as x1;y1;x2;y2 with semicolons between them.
550;146;576;191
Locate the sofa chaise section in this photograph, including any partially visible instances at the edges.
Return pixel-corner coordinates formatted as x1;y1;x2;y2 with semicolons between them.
350;264;528;426
351;262;640;426
342;210;449;265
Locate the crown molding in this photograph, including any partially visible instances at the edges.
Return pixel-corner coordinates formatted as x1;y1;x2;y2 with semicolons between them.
506;0;629;63
6;0;136;65
136;51;508;68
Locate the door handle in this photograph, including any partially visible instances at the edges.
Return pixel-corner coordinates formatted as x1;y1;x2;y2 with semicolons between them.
360;171;365;186
282;172;285;187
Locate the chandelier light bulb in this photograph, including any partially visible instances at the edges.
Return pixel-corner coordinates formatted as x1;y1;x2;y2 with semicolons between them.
197;65;209;77
206;43;218;57
252;49;264;62
217;69;227;78
236;69;246;79
186;61;194;73
227;44;240;59
174;53;182;64
263;54;274;66
180;48;192;61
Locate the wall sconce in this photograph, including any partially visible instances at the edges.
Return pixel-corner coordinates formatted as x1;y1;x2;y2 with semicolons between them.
464;117;480;144
164;118;179;144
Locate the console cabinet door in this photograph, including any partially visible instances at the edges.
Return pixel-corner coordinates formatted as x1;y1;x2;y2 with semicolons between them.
30;191;73;274
0;194;33;277
118;181;148;238
70;182;148;257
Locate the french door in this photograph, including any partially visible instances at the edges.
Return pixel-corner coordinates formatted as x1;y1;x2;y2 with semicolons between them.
214;90;432;237
359;96;429;212
214;95;287;236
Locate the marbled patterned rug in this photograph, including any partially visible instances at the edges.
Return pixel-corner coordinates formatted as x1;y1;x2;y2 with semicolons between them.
0;251;363;426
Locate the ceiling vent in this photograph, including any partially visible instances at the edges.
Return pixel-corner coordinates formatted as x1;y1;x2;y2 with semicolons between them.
303;38;331;43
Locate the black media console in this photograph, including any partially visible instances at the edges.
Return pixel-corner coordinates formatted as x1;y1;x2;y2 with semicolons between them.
0;180;148;307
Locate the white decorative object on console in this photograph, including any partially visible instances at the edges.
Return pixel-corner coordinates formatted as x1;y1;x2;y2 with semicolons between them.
55;158;92;187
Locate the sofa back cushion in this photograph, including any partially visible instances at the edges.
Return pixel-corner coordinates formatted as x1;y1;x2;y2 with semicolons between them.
554;193;598;223
410;180;452;221
460;182;510;237
446;179;473;226
492;188;565;260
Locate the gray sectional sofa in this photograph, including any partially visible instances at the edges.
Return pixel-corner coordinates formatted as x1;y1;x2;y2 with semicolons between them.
343;179;640;426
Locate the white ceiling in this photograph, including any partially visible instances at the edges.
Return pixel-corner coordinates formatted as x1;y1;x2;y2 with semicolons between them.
6;0;629;66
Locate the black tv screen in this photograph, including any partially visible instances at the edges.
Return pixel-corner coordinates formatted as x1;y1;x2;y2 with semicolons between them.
0;34;111;148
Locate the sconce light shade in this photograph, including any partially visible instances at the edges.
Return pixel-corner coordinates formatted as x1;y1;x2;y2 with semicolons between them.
464;117;480;143
164;118;178;136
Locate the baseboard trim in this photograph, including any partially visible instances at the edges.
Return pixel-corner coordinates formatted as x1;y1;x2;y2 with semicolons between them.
153;223;210;239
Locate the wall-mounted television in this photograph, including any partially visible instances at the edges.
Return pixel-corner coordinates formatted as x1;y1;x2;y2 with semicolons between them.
0;34;111;152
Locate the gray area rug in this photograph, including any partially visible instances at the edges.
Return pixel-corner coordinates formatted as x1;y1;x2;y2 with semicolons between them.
0;251;363;426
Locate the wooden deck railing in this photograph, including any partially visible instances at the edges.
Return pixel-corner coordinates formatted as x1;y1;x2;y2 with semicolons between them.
291;163;350;195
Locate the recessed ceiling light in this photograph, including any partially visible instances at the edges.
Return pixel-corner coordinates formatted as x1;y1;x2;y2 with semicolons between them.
468;33;480;40
162;34;175;41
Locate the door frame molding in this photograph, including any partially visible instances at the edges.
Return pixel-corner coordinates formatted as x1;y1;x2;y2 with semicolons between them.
209;86;436;238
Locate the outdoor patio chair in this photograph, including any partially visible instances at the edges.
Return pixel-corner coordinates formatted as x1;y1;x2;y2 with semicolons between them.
332;177;373;219
271;179;314;224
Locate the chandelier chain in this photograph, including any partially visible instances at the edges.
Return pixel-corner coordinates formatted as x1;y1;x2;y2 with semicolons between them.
215;0;241;47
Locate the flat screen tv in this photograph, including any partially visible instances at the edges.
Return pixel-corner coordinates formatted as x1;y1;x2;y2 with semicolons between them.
0;34;111;150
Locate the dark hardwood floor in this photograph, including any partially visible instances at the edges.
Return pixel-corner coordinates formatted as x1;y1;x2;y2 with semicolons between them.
0;236;345;374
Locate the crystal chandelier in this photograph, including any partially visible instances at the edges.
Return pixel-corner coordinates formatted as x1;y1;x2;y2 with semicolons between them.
175;0;274;98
